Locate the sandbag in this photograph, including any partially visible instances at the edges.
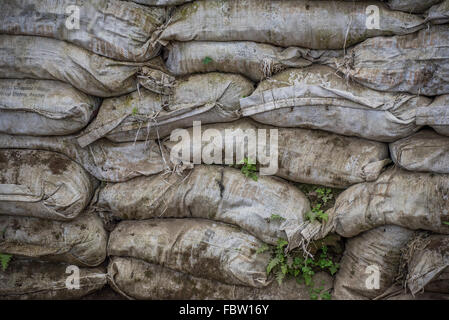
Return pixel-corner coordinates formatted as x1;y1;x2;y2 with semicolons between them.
108;219;271;287
164;41;342;81
0;149;96;221
128;0;192;5
0;133;167;182
316;168;449;239
311;0;443;13
405;234;449;295
379;286;449;300
333;225;416;300
387;0;443;13
0;35;170;97
240;65;430;142
107;257;333;300
328;26;449;96
163;119;390;188
77;73;254;147
390;129;449;174
0;79;100;136
0;212;107;267
0;0;166;62
427;0;449;24
416;94;449;136
0;258;106;300
158;0;424;50
96;165;310;246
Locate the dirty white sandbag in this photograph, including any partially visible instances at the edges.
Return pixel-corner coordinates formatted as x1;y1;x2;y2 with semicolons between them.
164;41;342;81
317;168;449;239
163;118;390;188
390;129;449;174
328;26;449;96
96;165;310;246
427;0;449;24
425;269;449;294
240;65;429;142
127;0;192;5
378;285;449;300
416;94;449;136
0;79;100;136
0;0;166;62
108;219;271;287
405;234;449;295
0;258;106;300
333;225;416;300
0;212;107;267
0;133;167;182
77;73;254;147
0;35;169;98
309;0;443;13
158;0;425;50
0;149;96;221
387;0;443;13
108;257;333;300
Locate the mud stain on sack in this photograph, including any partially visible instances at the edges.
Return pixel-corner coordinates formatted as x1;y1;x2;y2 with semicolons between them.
47;154;71;175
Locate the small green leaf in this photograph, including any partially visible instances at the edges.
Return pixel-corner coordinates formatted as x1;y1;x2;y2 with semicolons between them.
310;292;318;300
132;106;138;115
270;214;286;222
277;239;288;249
267;257;280;274
321;292;332;300
0;253;12;271
443;221;449;226
276;270;285;285
202;56;213;64
329;265;339;275
281;264;288;275
256;244;269;254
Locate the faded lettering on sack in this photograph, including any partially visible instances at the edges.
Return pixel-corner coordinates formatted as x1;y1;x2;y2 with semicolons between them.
365;265;380;289
366;5;380;30
65;5;80;30
65;265;80;290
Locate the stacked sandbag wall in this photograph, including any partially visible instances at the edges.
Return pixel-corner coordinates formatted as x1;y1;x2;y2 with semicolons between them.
0;0;448;300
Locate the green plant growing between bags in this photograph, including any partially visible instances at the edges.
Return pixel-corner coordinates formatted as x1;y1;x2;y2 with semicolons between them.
231;157;259;181
297;185;341;224
257;239;340;299
0;253;12;271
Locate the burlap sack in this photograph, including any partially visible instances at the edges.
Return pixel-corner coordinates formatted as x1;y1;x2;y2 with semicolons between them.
427;0;449;24
108;218;271;287
163;119;390;188
333;225;416;300
390;129;449;174
416;94;449;137
328;26;449;96
0;35;170;97
0;149;96;221
107;257;333;300
405;234;449;295
0;0;166;61
77;73;254;146
96;165;310;246
316;168;449;239
387;0;443;13
159;0;424;49
127;0;192;5
0;258;106;300
240;65;429;142
164;41;342;81
0;133;167;182
0;212;107;267
0;79;100;136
